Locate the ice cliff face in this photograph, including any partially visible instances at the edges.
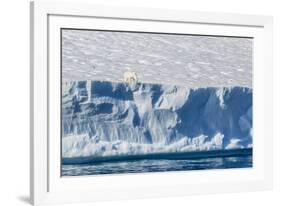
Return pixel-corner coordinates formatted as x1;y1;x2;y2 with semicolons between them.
62;80;252;158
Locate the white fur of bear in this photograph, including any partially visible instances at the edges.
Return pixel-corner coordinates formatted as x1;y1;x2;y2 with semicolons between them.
123;71;138;85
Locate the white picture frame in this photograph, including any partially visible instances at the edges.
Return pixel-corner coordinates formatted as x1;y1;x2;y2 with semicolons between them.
30;0;273;205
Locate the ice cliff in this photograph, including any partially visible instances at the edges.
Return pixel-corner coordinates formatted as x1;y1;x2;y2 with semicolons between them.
62;80;252;158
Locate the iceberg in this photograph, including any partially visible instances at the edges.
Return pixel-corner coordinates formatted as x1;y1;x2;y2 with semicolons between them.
62;80;252;161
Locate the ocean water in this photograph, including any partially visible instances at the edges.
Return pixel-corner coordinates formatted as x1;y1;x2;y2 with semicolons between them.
61;154;252;176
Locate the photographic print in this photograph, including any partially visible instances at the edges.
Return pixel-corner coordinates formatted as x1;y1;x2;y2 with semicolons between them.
61;29;253;176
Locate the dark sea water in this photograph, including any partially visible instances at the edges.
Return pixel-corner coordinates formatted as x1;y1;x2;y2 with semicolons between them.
61;154;252;176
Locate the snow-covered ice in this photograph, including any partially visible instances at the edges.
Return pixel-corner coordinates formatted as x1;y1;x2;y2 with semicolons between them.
62;29;252;88
61;29;253;163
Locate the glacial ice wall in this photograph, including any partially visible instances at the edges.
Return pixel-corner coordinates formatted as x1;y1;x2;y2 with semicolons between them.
62;80;252;158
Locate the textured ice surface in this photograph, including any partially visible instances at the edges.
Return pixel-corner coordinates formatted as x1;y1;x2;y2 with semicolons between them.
62;81;252;158
61;29;253;161
62;30;252;88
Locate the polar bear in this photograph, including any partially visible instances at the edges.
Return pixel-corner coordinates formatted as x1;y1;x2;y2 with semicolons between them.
123;71;138;85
